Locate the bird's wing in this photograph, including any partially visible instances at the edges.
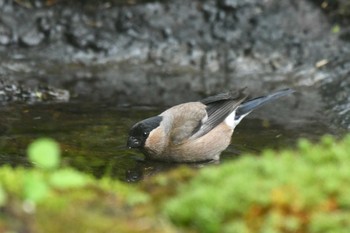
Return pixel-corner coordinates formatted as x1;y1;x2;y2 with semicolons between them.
161;102;207;145
161;90;247;145
190;90;247;140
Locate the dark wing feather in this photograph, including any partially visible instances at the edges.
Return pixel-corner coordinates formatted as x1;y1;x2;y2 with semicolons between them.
236;88;295;118
190;90;247;139
201;89;244;105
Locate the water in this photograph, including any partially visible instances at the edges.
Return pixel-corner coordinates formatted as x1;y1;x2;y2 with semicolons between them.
0;101;338;182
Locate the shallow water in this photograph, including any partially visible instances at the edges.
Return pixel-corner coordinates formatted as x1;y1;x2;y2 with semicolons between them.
0;101;339;182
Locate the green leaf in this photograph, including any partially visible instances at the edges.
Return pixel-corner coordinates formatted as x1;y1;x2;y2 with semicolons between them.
332;24;340;34
0;184;6;206
27;138;60;169
49;168;89;189
23;172;49;203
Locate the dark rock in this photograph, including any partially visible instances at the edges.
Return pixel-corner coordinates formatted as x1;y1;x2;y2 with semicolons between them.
162;27;172;39
320;58;350;129
202;2;218;23
37;14;55;37
340;28;350;41
19;26;45;46
93;30;115;52
0;24;12;45
66;21;96;49
115;9;134;33
0;79;70;103
218;0;260;10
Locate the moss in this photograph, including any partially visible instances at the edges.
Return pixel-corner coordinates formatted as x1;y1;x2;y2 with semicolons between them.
2;135;350;232
0;165;175;233
141;166;197;205
0;138;175;233
164;135;350;233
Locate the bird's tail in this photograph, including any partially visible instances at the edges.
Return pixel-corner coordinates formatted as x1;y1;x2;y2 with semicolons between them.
236;88;294;119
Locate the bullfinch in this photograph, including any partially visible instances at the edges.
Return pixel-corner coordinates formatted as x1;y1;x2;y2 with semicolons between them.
127;88;294;162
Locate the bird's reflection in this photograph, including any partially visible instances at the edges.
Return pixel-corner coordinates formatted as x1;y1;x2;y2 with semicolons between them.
125;158;219;182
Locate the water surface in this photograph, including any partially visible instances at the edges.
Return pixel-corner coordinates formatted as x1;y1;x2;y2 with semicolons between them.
0;101;338;181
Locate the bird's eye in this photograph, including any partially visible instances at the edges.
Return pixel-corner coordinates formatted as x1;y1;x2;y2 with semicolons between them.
143;132;149;136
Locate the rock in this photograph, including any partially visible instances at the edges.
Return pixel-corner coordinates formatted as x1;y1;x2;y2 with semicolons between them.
66;19;96;49
0;0;349;129
0;79;70;103
218;0;256;9
19;26;45;47
37;15;54;36
0;24;12;45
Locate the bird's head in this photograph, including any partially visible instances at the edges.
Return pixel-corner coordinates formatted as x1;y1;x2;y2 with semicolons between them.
127;116;162;149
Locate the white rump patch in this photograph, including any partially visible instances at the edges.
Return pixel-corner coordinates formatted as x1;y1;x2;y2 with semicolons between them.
224;111;250;129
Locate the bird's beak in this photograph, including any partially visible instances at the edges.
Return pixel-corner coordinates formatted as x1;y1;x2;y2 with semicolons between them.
127;137;141;149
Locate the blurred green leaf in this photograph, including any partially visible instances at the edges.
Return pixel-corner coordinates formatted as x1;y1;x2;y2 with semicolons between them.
27;138;60;169
24;172;49;203
0;184;6;206
332;24;340;34
49;168;89;189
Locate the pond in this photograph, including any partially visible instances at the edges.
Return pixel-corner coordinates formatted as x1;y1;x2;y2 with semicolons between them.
0;100;337;182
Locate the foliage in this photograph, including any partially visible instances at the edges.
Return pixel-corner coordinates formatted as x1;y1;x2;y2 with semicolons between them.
0;138;171;233
0;184;6;207
27;138;60;169
332;24;341;34
2;135;350;232
165;135;350;233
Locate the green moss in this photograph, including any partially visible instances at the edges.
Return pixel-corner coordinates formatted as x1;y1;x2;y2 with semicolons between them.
2;135;350;232
0;164;175;233
0;138;173;233
165;135;350;233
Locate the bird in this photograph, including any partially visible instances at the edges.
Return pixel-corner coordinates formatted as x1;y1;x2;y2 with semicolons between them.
127;88;294;162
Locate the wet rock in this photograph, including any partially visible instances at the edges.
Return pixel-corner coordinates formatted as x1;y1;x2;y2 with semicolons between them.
93;30;115;52
37;14;55;37
320;58;350;129
0;79;70;103
115;9;134;33
339;28;350;41
19;26;45;46
162;27;172;40
310;0;350;21
66;24;96;49
65;15;96;49
0;24;12;45
218;0;261;9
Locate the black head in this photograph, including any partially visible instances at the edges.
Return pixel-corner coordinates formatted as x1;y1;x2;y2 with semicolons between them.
127;116;162;149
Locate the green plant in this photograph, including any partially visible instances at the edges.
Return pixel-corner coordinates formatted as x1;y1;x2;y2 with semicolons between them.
0;184;6;207
27;138;60;169
165;135;350;233
26;138;89;203
0;138;158;233
2;135;350;233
